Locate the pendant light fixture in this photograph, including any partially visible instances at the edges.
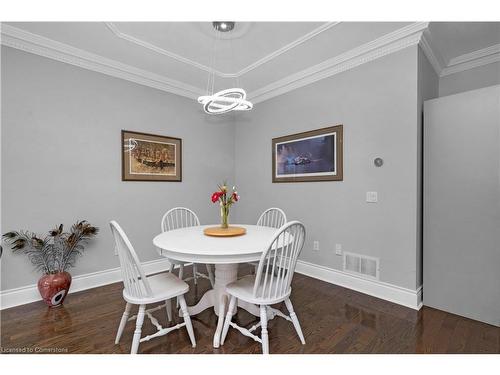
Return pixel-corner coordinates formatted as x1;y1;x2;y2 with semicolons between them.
197;22;253;115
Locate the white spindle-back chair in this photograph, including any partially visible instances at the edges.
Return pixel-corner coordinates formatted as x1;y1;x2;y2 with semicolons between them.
221;221;306;354
249;208;288;273
256;207;287;229
161;207;214;287
112;221;153;300
111;220;196;354
161;207;200;231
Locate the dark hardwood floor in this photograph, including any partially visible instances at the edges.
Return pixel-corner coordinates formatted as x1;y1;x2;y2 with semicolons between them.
1;266;499;354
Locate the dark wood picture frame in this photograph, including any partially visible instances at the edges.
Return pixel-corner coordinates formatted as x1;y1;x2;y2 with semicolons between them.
121;130;182;182
272;125;343;183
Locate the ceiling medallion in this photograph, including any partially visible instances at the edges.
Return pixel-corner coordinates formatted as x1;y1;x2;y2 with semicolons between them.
198;22;253;115
212;21;235;32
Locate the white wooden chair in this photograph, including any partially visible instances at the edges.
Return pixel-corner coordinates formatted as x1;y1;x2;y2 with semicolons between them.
257;207;287;229
221;221;306;354
248;208;287;273
110;220;196;354
161;207;215;287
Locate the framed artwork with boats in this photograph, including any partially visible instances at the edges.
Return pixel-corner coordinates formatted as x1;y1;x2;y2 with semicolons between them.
121;130;182;182
272;125;343;183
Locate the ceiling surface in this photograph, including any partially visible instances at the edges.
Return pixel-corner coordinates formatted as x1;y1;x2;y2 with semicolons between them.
3;22;500;103
429;22;500;64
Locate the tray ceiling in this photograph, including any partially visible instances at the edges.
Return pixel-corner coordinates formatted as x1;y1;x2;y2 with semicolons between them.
2;22;499;104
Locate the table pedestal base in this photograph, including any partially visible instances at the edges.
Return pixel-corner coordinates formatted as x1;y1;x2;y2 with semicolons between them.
183;263;260;348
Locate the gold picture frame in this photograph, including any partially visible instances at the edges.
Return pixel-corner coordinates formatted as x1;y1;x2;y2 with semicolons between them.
121;130;182;182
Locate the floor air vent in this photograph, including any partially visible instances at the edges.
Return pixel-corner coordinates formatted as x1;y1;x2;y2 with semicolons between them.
343;252;380;280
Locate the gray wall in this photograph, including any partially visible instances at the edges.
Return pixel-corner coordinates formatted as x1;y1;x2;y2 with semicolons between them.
4;42;474;295
1;47;235;291
234;46;421;290
423;85;500;326
439;61;500;97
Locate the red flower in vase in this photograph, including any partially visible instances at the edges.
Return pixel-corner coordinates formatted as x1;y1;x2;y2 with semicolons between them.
232;192;239;202
211;192;223;203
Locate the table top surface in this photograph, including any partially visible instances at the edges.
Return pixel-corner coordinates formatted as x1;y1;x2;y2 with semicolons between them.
153;224;280;264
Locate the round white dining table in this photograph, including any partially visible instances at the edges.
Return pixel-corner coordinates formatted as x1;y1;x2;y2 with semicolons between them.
153;224;278;348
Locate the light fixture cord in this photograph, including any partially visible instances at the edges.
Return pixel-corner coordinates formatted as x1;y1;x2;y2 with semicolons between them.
206;26;220;95
211;29;221;95
205;29;216;95
229;35;240;88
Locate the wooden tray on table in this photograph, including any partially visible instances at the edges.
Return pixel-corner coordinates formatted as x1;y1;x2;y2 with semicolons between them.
203;226;247;237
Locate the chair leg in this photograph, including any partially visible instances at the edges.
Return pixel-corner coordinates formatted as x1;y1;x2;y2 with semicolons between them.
178;264;184;280
221;295;237;345
131;304;145;354
115;302;131;344
193;263;198;285
177;264;184;308
178;295;196;348
285;298;305;345
166;299;172;322
206;264;215;287
260;305;269;354
167;262;176;314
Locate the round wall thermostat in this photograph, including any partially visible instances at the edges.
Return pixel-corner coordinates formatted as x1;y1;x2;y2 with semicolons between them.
374;158;384;167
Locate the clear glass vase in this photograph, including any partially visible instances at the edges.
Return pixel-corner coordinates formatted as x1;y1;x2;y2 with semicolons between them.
220;205;229;229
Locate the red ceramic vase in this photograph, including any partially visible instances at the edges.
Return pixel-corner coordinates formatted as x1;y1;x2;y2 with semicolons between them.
37;272;72;307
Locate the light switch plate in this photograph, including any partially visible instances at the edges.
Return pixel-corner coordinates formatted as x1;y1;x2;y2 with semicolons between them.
313;241;320;251
366;191;378;203
335;244;342;255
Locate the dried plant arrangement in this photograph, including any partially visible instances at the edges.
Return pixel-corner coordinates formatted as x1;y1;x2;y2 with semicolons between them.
3;220;99;306
3;220;99;274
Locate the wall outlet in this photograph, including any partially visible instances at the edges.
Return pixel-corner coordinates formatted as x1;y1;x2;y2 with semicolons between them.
366;191;378;203
313;241;320;251
335;243;342;255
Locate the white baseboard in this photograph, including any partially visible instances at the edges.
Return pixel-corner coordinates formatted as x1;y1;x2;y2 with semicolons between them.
0;258;172;310
1;258;423;311
295;260;423;310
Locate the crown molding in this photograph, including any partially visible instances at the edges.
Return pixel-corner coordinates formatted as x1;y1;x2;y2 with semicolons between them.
419;30;445;75
419;30;500;78
448;43;500;66
441;43;500;77
441;53;500;77
248;22;429;104
0;24;205;100
105;22;340;79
